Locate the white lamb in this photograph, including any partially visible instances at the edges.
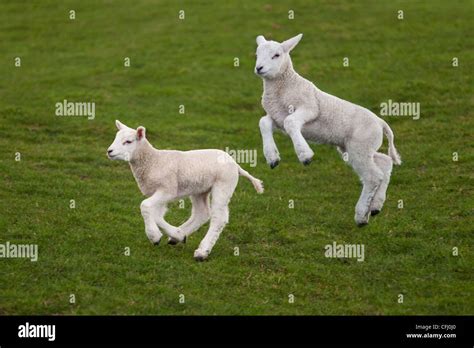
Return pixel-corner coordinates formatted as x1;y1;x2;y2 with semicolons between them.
107;120;264;260
255;33;401;226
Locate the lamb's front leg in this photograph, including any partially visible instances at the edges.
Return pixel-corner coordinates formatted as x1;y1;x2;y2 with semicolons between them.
151;204;184;245
141;192;186;244
259;115;281;169
153;203;186;243
283;108;316;165
140;198;164;245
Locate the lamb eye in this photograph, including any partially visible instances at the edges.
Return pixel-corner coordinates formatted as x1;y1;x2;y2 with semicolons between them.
124;140;133;145
272;54;280;59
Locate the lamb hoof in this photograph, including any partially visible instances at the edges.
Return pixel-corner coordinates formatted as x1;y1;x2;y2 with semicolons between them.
167;238;178;245
168;236;186;245
270;160;280;169
355;210;370;226
194;250;208;261
153;239;161;246
302;159;312;166
371;209;381;216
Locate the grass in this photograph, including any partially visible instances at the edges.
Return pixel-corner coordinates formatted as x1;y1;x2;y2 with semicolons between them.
0;0;472;315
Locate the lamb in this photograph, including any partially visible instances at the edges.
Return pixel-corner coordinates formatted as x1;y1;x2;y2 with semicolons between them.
107;120;264;260
254;33;401;226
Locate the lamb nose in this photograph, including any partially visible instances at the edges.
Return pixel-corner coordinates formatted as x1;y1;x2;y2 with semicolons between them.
107;149;113;154
257;66;263;72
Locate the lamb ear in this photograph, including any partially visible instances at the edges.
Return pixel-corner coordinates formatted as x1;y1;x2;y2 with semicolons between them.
136;126;146;140
256;35;267;45
281;33;303;53
115;120;125;130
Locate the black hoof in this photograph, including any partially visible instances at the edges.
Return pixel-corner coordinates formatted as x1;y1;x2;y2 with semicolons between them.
302;159;312;166
194;256;206;262
357;221;368;227
168;236;186;245
153;239;161;246
270;160;279;169
371;209;380;216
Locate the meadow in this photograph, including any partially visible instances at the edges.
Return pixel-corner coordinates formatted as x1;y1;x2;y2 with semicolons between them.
0;0;472;315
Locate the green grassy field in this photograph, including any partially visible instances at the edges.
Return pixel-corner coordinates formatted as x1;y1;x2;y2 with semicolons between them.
0;0;473;315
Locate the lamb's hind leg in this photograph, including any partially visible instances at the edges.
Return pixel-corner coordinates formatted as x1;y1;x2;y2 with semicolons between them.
370;152;393;216
168;192;210;245
348;152;384;226
194;179;237;261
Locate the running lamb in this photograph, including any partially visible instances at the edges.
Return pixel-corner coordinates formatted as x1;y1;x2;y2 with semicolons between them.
107;120;264;260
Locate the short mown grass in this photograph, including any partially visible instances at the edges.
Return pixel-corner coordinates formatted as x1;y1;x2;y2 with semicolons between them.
0;0;472;315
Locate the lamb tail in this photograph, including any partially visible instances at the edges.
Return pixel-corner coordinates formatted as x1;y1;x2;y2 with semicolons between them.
381;120;402;165
238;166;264;193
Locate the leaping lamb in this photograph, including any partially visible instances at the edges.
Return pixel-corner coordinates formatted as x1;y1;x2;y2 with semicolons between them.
254;33;401;226
107;120;264;261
